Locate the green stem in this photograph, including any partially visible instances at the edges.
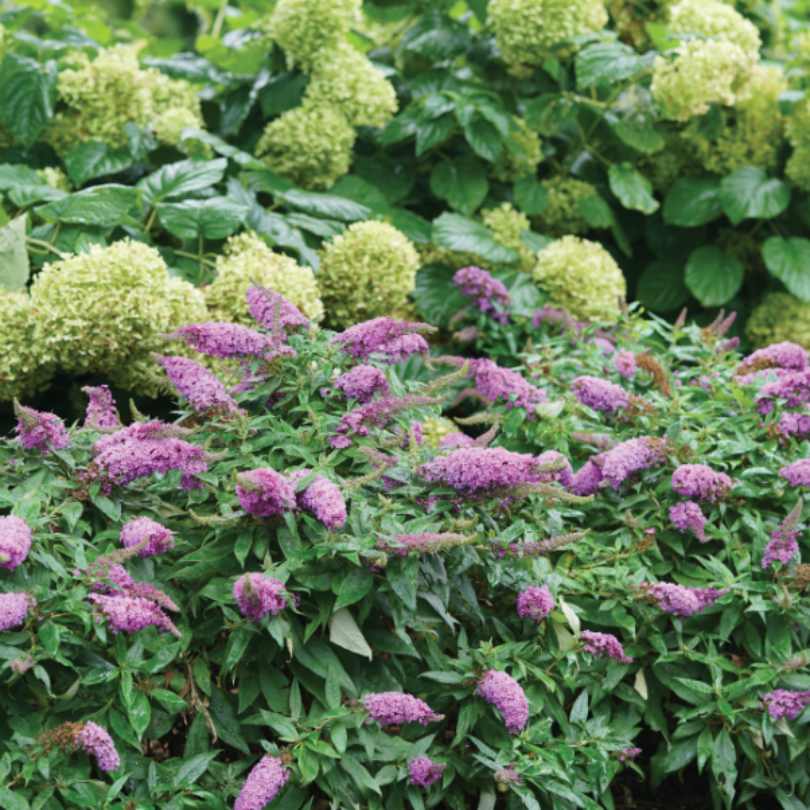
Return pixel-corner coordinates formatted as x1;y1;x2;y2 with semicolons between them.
26;237;66;258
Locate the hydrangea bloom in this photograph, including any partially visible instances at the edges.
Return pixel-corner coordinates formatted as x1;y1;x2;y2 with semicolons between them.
779;459;810;488
0;592;36;631
494;764;522;787
233;573;290;621
670;502;708;542
363;692;444;726
153;354;242;415
75;722;120;772
234;755;290;810
467;359;548;414
119;517;175;558
453;266;511;323
581;630;633;663
0;515;32;572
408;756;446;788
288;470;347;530
332;318;435;363
739;342;809;374
377;533;476;556
640;582;727;618
83;385;119;428
572;376;630;414
88;594;181;637
236;468;297;517
247;284;309;331
762;500;802;568
516;585;554;622
334;365;391;403
477;670;528;734
760;689;810;721
614;350;636;378
14;402;69;453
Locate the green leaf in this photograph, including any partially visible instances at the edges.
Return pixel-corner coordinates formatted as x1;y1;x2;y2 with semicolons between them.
36;185;139;226
416;112;455;157
412;262;468;328
711;728;737;804
258;70;309;118
614;118;664;154
637;260;689;312
576;42;643;88
0;786;31;810
174;751;220;789
432;212;519;264
0;165;45;191
0;214;28;292
463;117;502;163
430;156;488;216
63;142;135;187
157;198;247;240
335;568;374;610
762;236;810;302
342;754;382;796
663;736;698;773
719;166;790;225
514;177;549;216
151;688;188;714
328;608;372;660
663;176;723;227
684;247;744;307
609;163;659;215
137;158;228;205
282;189;371;222
129;692;152;740
697;726;713;773
579;195;614;228
0;54;57;148
401;11;471;59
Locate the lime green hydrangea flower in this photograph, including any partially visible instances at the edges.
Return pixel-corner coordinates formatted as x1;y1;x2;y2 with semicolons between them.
304;42;397;128
319;221;420;329
29;239;208;394
255;105;355;190
532;235;626;321
488;0;608;76
152;108;211;157
746;292;810;349
682;64;786;175
668;0;761;57
482;203;536;272
35;167;72;193
492;118;544;183
260;0;362;71
534;176;597;237
651;39;755;122
206;233;323;325
638;128;702;192
786;93;810;191
422;416;459;449
0;291;55;401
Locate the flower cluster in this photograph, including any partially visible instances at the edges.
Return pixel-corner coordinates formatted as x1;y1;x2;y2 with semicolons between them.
640;582;728;618
376;532;476;556
331;395;439;448
572;437;668;494
246;284;309;332
333;317;435;363
363;692;444;727
572;376;630;414
88;594;181;637
614;351;637;378
119;517;175;558
581;630;633;663
162;322;276;360
453;266;511;323
620;747;642;762
234;755;290;810
671;464;733;502
516;585;554;622
760;689;810;721
468;359;548;414
233;573;291;622
0;592;36;632
477;670;529;734
288;470;347;530
408;757;446;788
236;469;297;518
334;365;391;403
494;764;522;788
779;459;810;488
14;402;69;453
83;385;119;429
74;722;120;772
669;501;708;542
0;515;32;572
153;354;242;416
762;500;802;568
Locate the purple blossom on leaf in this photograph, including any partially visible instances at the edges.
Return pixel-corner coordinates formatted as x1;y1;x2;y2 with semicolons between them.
363;692;444;727
671;464;732;502
233;573;290;622
334;365;391;403
88;594;181;637
740;342;809;374
572;460;603;496
83;385;119;429
760;689;810;721
640;582;727;618
780;459;810;488
331;395;439;448
234;755;290;810
478;670;528;734
453;266;510;323
614;350;637;378
670;502;708;542
332;318;435;363
247;284;309;332
494;764;522;788
288;469;347;530
572;376;630;414
14;401;69;454
153;354;242;415
236;468;297;517
581;630;633;663
776;412;810;442
75;722;120;772
516;585;554;622
408;756;446;788
755;371;810;414
119;517;175;558
0;515;32;572
466;359;547;415
576;438;668;494
162;321;277;360
535;450;575;489
762;500;802;569
0;592;36;631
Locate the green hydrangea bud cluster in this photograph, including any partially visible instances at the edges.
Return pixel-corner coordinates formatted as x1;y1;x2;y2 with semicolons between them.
318;221;420;329
682;65;786;175
481;203;536;272
44;44;205;156
205;233;324;325
0;291;55;401
638;128;702;192
29;239;208;394
488;0;608;76
35;167;73;193
151;108;212;157
532;235;626;321
668;0;761;56
491;118;544;183
786;94;810;191
746;292;810;349
422;416;459;448
534;176;597;237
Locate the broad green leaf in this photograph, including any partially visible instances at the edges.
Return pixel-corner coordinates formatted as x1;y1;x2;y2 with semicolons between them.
63;142;135;187
0;786;31;810
719;166;790;225
514;176;549;215
432;212;519;264
463;117;502;163
576;42;643;88
697;726;713;773
129;692;152;740
342;754;382;795
258;70;310;118
663;176;723;227
335;568;374;609
401;11;471;59
174;751;220;788
579;194;614;228
137;158;228;205
570;690;589;724
178;128;262;168
415;112;455;156
329;608;372;660
637;260;689;312
36;185;139;225
157;198;248;240
609;163;659;215
151;688;188;714
412;262;468;327
0;54;57;148
0;165;45;191
762;236;810;302
430;156;488;216
614;118;664;154
684;246;743;307
0;214;28;292
711;728;737;804
281;189;371;222
663;736;698;773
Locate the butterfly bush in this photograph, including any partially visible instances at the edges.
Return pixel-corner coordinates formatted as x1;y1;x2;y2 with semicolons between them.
3;297;810;810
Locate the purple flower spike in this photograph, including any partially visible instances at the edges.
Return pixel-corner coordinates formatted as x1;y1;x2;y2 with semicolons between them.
0;592;36;631
671;464;732;503
578;437;668;493
0;515;33;572
88;594;181;637
75;722;120;772
154;354;242;415
477;670;528;734
763;500;802;569
453;266;510;323
614;351;636;378
516;585;554;622
332;317;434;363
640;582;727;618
247;284;309;332
669;502;708;542
620;747;642;762
780;459;810;488
572;376;630;414
760;689;810;721
288;470;346;530
234;755;290;810
468;359;547;414
494;764;522;788
233;573;290;622
740;342;809;374
439;432;477;449
376;532;475;556
83;385;119;429
409;756;446;788
119;517;175;558
162;321;276;360
755;371;810;414
581;630;633;663
14;401;69;454
334;365;391;404
363;692;444;727
236;468;297;517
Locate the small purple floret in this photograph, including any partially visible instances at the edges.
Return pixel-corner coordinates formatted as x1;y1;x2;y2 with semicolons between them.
75;722;120;772
453;266;510;323
408;756;446;788
581;630;633;663
0;515;32;572
516;585;554;622
363;692;444;727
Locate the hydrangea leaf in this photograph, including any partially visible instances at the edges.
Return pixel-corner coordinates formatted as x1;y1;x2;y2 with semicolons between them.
609;163;659;215
719;167;790;225
684;246;743;306
430;156;489;216
157;198;248;240
36;185;140;226
637;259;689;312
432;212;520;264
762;236;810;303
663;176;723;227
0;54;57;149
576;41;643;88
0;214;29;293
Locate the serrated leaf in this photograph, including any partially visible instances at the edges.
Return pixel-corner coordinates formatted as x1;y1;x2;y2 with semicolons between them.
514;176;548;215
579;194;614;228
63;141;135;187
762;236;810;302
137;158;228;205
157;198;247;240
430;156;488;216
416;112;455;157
609;163;659;215
637;259;689;311
0;213;28;292
684;246;743;307
36;185;139;226
719;166;790;225
401;11;471;60
614;118;664;154
576;42;643;88
432;212;519;264
412;262;468;328
0;54;56;148
663;176;723;227
463;117;502;163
